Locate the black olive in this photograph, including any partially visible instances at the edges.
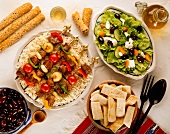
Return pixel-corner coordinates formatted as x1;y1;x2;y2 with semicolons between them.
12;117;17;123
1;120;6;127
7;94;12;101
0;114;6;119
129;48;134;56
0;127;6;132
114;13;120;19
4;103;8;108
8;90;14;96
8;123;15;131
110;26;116;34
21;111;26;116
18;106;24;113
12;100;18;108
137;26;143;33
98;36;104;44
0;96;6;104
1;88;7;96
8;103;13;110
13;123;18;128
7;115;12;121
17;119;23;125
107;40;113;47
121;55;129;60
131;34;137;40
137;56;144;63
12;109;18;115
13;94;19;100
18;98;24;105
3;109;8;115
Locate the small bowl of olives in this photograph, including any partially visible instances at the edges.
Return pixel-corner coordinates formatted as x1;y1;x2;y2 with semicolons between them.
0;87;31;133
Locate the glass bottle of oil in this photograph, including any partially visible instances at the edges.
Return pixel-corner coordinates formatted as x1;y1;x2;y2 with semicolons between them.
142;5;169;29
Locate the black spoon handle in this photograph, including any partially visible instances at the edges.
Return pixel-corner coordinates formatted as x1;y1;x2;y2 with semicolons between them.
132;103;153;134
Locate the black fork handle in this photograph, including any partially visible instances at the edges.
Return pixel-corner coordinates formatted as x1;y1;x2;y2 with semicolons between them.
132;103;153;134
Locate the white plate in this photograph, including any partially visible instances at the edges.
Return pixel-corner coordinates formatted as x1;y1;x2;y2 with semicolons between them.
15;30;94;110
92;6;156;80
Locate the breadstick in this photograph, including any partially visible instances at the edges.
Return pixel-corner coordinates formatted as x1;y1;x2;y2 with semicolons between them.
82;8;92;28
0;6;41;43
0;2;32;31
0;13;45;52
72;11;89;35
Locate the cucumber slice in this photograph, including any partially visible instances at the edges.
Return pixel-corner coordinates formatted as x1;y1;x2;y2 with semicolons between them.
135;64;147;72
115;46;120;58
138;41;150;50
107;52;116;63
114;29;120;41
94;24;101;36
133;69;142;75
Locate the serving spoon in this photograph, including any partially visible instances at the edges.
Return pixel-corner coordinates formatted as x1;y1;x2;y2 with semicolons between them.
133;79;167;134
18;109;47;134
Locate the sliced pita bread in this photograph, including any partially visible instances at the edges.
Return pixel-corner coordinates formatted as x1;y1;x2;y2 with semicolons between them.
108;97;116;122
90;94;108;105
126;95;138;106
123;106;135;128
109;117;124;133
91;102;103;120
116;98;126;117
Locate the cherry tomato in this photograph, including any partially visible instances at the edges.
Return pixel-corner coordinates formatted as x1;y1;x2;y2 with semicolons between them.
51;32;63;42
68;75;77;85
23;63;33;74
49;53;59;63
40;83;51;93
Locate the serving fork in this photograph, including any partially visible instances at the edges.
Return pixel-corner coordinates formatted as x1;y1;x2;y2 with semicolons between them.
126;75;154;134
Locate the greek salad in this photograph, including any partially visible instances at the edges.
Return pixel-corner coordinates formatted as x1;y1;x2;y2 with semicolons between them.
94;9;153;76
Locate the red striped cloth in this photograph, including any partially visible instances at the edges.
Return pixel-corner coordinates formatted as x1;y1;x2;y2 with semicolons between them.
73;116;165;134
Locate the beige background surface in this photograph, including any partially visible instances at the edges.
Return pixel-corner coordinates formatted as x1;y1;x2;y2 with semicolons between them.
0;0;170;133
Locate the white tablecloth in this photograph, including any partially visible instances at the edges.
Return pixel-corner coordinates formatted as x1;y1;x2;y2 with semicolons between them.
0;0;170;133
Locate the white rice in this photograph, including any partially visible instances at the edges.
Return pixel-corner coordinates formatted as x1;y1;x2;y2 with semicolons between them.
17;31;93;108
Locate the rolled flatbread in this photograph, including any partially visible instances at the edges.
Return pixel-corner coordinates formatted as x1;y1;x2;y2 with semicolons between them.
0;13;45;52
0;6;41;43
0;2;32;31
82;8;92;28
72;11;89;35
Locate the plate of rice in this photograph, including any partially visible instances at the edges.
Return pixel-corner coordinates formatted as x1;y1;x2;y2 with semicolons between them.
15;29;94;110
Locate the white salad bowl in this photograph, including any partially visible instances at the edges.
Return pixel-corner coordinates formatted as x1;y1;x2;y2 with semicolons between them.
15;30;94;110
92;6;156;80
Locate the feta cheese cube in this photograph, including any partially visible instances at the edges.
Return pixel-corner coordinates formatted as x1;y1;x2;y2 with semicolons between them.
106;21;110;29
129;38;133;43
127;59;135;68
141;51;145;58
104;37;118;46
120;18;125;25
124;32;129;37
125;41;133;49
119;52;123;57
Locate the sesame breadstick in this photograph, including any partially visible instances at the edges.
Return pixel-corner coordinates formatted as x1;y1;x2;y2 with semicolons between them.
0;6;41;43
0;2;33;31
72;11;89;35
82;8;93;28
0;13;45;52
